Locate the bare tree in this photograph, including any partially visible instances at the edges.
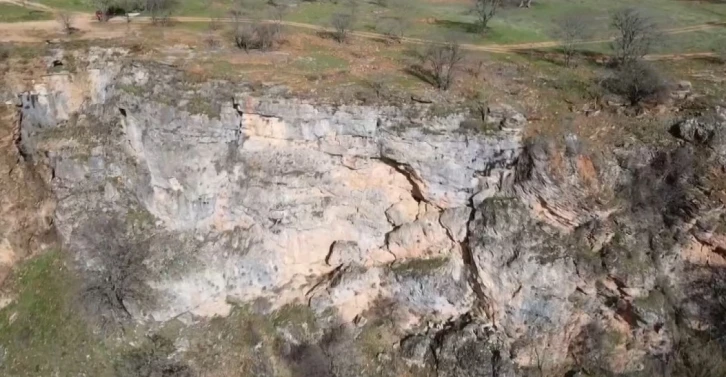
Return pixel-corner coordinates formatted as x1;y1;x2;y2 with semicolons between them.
473;0;501;32
555;12;593;67
77;219;153;333
270;3;288;22
331;11;354;43
234;25;255;52
376;15;408;44
146;0;179;25
268;3;288;35
255;23;279;50
232;17;280;52
610;8;658;65
204;18;221;49
416;41;465;90
57;11;74;35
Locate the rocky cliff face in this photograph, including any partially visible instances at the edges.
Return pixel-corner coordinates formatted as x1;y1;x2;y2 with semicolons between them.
12;48;726;376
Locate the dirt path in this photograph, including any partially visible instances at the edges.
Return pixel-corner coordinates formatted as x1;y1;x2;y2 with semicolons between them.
0;0;723;56
1;0;53;12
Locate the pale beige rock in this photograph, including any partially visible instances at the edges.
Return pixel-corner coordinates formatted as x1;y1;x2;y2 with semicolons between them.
385;199;419;226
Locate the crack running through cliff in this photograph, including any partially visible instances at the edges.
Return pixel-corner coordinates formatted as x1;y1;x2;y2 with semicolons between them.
375;156;425;203
456;203;496;324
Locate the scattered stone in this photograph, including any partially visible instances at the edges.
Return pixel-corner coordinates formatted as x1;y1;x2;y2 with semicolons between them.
400;335;434;367
670;118;715;143
326;241;364;266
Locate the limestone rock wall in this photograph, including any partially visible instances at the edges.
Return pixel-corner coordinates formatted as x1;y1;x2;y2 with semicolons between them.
18;49;726;376
18;51;524;326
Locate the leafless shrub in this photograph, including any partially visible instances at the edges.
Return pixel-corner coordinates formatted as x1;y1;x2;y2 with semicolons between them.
376;16;408;44
465;59;484;79
232;20;280;51
331;11;354;43
56;11;74;35
146;0;179;25
555;12;593;67
204;18;221;48
234;23;255;52
0;46;9;61
472;0;501;31
229;7;244;22
77;219;153;332
413;41;466;90
364;77;389;99
269;2;289;23
610;8;658;65
255;23;279;50
603;61;669;106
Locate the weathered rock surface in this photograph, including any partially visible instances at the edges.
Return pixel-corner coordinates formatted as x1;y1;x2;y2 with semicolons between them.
18;50;523;325
12;48;726;376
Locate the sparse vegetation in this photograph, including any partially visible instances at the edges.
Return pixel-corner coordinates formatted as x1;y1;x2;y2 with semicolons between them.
0;4;52;22
412;41;465;90
56;11;74;34
0;252;113;376
472;0;501;32
77;218;153;333
330;11;354;43
146;0;179;25
376;15;408;44
610;7;658;65
232;21;281;51
603;61;669;106
116;334;194;377
555;12;593;67
391;256;449;277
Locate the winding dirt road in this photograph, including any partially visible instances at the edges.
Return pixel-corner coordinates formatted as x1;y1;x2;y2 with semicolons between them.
0;0;722;58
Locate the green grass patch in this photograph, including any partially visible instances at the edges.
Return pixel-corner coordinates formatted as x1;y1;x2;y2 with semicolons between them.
0;4;52;23
117;83;145;96
30;0;726;50
391;256;449;277
36;0;91;12
185;96;221;118
294;51;348;72
0;251;114;377
271;303;317;329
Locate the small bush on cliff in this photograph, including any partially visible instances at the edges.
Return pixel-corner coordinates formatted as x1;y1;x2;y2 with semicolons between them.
603;61;669;106
232;20;281;52
116;334;195;377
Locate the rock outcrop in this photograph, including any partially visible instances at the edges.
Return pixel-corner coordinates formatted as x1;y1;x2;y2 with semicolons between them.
11;47;726;376
18;49;525;326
